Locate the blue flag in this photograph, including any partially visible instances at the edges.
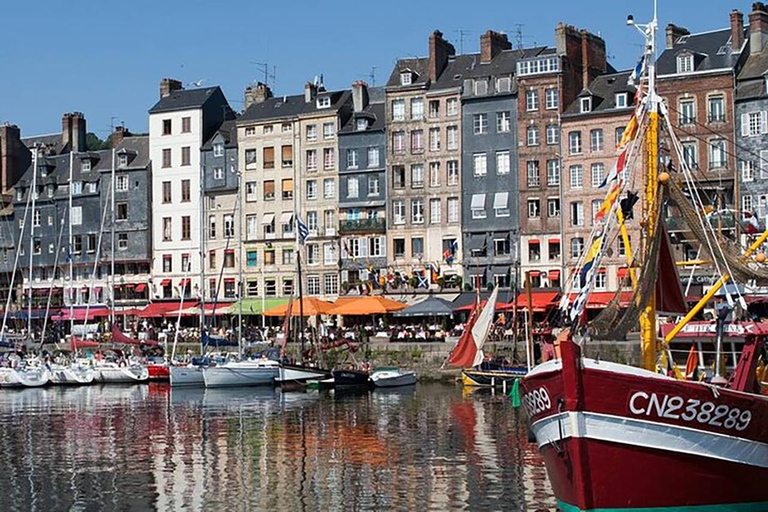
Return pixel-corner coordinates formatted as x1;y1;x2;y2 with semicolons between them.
295;214;310;244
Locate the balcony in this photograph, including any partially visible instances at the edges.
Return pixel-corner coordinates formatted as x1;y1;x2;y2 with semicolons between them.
339;218;386;234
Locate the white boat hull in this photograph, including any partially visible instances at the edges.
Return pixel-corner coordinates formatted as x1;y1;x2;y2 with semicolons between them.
170;365;204;387
370;370;416;388
276;366;329;383
49;365;95;385
96;364;149;383
203;362;279;388
0;367;51;388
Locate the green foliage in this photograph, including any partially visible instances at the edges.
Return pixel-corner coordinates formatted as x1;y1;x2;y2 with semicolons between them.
85;132;112;151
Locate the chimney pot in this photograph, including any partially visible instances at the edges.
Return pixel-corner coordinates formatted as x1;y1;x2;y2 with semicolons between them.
480;30;511;63
160;78;183;99
244;82;273;110
305;82;318;103
750;3;768;54
428;30;456;82
352;81;369;112
665;23;690;49
731;10;745;51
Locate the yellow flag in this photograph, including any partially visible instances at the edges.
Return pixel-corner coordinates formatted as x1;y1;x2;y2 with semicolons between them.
618;114;638;149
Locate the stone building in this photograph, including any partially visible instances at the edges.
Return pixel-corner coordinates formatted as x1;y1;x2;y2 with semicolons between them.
460;30;519;291
385;31;465;288
237;81;351;301
148;80;234;301
0;124;29;302
337;82;388;292
200;119;240;302
560;71;638;293
517;24;608;290
736;3;768;231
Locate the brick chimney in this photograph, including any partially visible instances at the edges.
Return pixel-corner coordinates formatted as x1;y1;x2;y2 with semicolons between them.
244;82;273;110
352;81;369;113
70;112;86;153
665;24;690;49
160;78;183;99
731;10;745;51
480;30;511;63
750;2;768;54
428;30;455;82
61;113;73;153
0;124;29;192
110;126;130;149
305;81;318;103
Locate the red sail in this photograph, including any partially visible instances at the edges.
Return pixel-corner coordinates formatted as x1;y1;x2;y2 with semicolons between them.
111;325;159;346
655;221;687;314
71;336;99;350
447;301;481;368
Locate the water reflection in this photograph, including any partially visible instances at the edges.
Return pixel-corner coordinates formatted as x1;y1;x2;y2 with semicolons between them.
0;384;554;512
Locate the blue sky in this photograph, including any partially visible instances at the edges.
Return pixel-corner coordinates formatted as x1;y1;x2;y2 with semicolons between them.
1;0;754;137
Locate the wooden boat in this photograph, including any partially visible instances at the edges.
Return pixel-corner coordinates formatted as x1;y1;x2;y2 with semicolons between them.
370;368;416;388
331;368;372;388
461;365;527;388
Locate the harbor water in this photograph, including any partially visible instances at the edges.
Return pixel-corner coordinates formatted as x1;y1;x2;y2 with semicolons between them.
0;383;554;511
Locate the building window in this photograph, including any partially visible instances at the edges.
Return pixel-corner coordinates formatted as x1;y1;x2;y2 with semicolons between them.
745;111;767;136
473;153;487;176
179;179;190;202
547;160;560;186
679;99;695;125
307;276;321;295
546;124;559;145
208;215;217;239
594;270;607;290
181;116;191;133
447;197;459;223
618;235;631;257
411;164;424;188
324;274;339;295
570;201;584;226
494;238;510;256
323;148;335;169
494;192;509;217
263;180;275;200
393;238;406;258
447;125;459;150
591;163;605;187
526;90;538;111
162;148;171;168
429;128;441;151
429;162;441;187
571;237;584;258
682;141;698;169
368;176;380;196
569;131;582;155
570;165;583;188
677;54;694;74
548;198;560;218
743;194;754;213
116;203;128;221
528;199;540;218
411;98;424;120
592;199;602;219
347;177;359;198
392;99;405;121
181;216;191;240
527;161;540;187
245;126;256;137
392;131;406;154
545;88;559;109
282;178;294;200
223;214;234;238
281;145;293;167
411;237;424;257
306;243;320;265
81;159;91;172
71;207;82;226
393;200;405;224
742;160;755;182
708;95;725;123
474;79;488;95
324;243;337;265
430;198;441;224
323;178;335;199
162;119;172;136
528;241;540;262
411;130;424;153
367;147;380;168
162;254;172;272
346;149;359;169
447;98;459;116
245;182;257;202
306;179;317;200
306;125;318;141
590;129;603;152
321;123;335;140
473;114;488;135
411;199;424;223
708;139;726;169
497;112;511;132
447;160;459;185
527;125;539;146
471;193;486;219
496;151;510;175
115;175;129;192
428;100;440;118
580;97;592;113
392;166;406;189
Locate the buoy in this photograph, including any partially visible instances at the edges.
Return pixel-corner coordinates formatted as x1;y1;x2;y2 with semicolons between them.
757;253;766;264
659;171;670;184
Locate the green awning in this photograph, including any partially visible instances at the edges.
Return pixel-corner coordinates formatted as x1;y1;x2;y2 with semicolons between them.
226;298;289;315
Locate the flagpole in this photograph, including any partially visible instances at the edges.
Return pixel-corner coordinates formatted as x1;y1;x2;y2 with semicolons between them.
296;215;306;356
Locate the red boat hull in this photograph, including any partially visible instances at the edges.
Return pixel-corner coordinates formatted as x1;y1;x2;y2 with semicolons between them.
147;364;170;381
520;341;768;511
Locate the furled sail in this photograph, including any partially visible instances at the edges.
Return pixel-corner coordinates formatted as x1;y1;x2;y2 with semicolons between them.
111;325;159;346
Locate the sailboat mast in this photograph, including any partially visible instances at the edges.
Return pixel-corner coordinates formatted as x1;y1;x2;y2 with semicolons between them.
634;0;660;371
69;151;74;339
27;147;38;341
110;148;116;327
199;158;206;355
238;171;243;350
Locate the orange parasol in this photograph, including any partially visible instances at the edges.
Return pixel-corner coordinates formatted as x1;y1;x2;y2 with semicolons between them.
262;297;335;317
326;296;407;316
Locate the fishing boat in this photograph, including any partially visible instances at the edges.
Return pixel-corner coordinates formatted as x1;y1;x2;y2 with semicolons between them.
370;368;416;388
202;358;279;388
331;367;372;389
521;7;768;510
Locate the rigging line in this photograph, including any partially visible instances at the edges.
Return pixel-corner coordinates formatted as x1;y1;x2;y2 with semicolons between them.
79;178;113;337
0;183;33;339
658;123;726;196
40;216;67;344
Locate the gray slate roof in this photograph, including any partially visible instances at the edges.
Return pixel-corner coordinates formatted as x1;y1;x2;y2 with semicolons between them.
339;102;386;134
21;133;62;154
239;89;351;124
562;71;636;117
202;119;239;150
657;27;745;76
736;49;768;101
148;86;227;114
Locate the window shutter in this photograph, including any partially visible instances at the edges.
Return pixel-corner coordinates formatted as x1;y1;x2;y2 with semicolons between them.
761;111;768;134
360;237;369;258
761;150;768;178
742;113;750;136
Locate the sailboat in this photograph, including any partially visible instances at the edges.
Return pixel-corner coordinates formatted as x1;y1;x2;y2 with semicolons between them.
520;6;768;511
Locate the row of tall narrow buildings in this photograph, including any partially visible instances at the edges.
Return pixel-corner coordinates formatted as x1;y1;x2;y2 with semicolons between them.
3;4;768;308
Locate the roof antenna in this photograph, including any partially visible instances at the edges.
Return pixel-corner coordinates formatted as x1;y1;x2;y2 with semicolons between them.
453;29;471;54
251;62;277;90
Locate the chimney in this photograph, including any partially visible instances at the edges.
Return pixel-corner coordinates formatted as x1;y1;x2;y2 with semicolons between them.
352;81;369;113
304;82;318;103
61;113;73;152
160;78;183;99
428;30;456;82
731;10;745;51
244;82;273;110
480;30;511;63
750;2;768;54
665;23;690;49
70;112;86;153
581;30;590;89
110;126;130;149
0;124;28;192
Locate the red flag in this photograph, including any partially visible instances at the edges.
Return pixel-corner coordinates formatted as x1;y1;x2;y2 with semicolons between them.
685;344;698;380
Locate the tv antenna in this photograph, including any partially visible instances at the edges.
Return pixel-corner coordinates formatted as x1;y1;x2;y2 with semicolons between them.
453;29;471;54
251;62;277;89
365;66;377;86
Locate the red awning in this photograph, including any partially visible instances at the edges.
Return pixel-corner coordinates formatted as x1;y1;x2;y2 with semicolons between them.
159;279;171;286
548;238;560;244
548;270;560;280
135;283;147;292
509;291;559;312
58;306;109;321
94;286;103;292
597;268;606;274
528;271;541;277
124;283;135;289
617;267;629;278
136;301;188;318
568;291;633;309
529;239;540;245
179;278;190;287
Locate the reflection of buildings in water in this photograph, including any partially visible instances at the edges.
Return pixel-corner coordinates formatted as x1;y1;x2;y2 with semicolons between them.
521;430;556;510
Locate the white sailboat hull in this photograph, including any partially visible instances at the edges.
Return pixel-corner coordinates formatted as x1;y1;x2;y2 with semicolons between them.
0;367;51;388
203;361;279;388
49;365;95;385
276;366;329;383
170;365;205;387
370;370;417;388
95;364;149;383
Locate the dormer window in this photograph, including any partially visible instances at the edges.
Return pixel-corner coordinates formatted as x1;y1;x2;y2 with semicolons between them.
213;142;224;157
81;159;91;172
356;118;368;131
677;54;694;74
317;96;331;109
400;72;412;86
47;185;55;197
580;97;592;113
118;154;128;167
474;79;488;95
615;93;628;108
